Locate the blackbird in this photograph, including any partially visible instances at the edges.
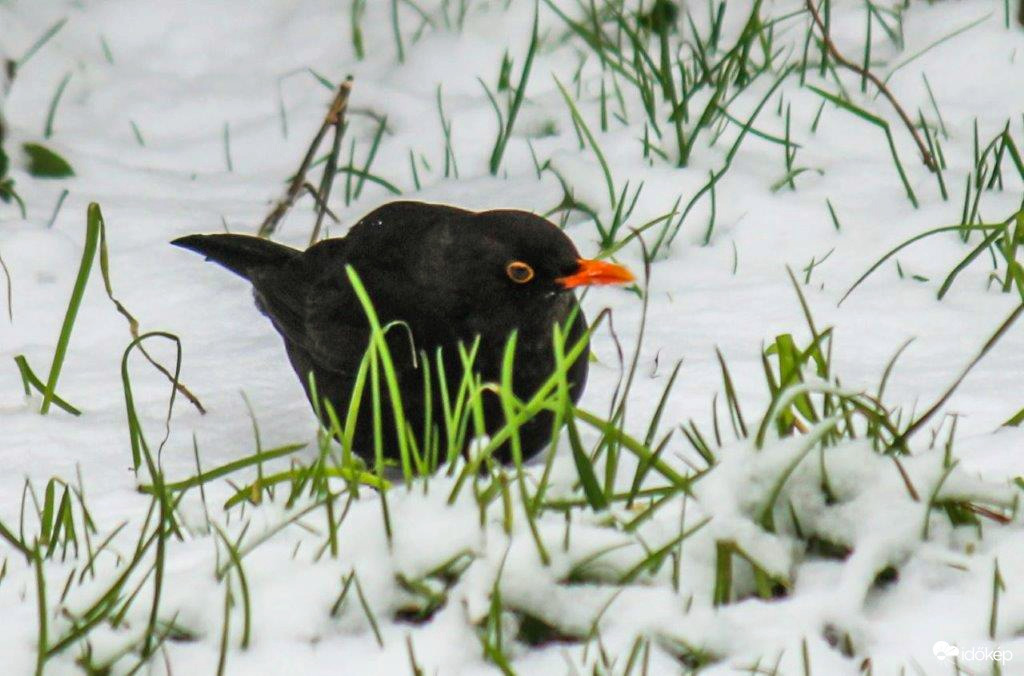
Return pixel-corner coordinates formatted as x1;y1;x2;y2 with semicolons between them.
172;201;633;465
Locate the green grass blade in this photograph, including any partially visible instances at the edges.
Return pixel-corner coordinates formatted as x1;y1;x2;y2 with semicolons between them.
554;76;616;211
13;355;81;415
39;205;100;414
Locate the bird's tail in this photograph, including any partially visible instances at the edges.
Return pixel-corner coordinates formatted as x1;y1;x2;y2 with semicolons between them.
171;234;298;280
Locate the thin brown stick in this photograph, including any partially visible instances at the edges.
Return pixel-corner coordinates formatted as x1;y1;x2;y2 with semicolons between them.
805;0;936;172
119;310;207;414
964;503;1012;525
307;90;350;245
302;182;340;223
96;222;207;414
257;77;353;237
891;456;920;502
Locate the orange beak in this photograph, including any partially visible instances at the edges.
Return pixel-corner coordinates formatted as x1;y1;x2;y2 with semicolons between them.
556;258;635;289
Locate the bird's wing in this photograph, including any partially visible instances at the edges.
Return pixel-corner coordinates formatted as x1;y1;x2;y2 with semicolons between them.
301;276;370;374
249;239;367;375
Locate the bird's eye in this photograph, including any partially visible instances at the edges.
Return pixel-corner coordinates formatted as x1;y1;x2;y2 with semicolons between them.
506;261;534;284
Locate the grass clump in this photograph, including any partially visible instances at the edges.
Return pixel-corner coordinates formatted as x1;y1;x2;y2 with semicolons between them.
6;249;1019;673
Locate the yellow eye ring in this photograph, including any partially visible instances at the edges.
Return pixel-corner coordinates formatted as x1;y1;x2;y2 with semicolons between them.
506;261;534;283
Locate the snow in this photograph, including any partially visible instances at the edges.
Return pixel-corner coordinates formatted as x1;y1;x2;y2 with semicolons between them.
2;0;1024;674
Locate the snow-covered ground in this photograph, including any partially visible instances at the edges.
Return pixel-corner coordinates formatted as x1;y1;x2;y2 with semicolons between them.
1;0;1023;673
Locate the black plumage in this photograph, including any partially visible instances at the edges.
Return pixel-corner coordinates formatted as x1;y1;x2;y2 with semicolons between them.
172;201;632;465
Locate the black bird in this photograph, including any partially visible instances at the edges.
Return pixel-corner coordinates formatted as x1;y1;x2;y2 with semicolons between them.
172;201;633;466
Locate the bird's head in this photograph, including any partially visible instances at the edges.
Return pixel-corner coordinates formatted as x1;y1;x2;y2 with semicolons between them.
345;202;633;336
467;208;634;296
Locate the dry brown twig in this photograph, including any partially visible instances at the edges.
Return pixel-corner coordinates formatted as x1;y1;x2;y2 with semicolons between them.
257;77;353;238
805;0;937;172
95;222;209;414
306;86;350;246
302;182;340;224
